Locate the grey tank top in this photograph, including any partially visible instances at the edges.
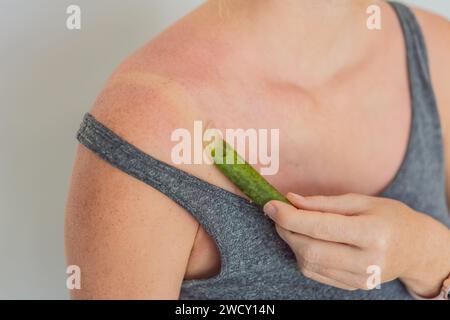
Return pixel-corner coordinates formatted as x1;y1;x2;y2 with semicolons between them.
76;2;450;299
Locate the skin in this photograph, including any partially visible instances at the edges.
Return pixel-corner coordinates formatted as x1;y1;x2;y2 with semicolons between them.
65;0;450;299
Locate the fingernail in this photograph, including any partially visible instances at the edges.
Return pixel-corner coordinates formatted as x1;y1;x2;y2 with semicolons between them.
263;202;277;217
287;192;305;201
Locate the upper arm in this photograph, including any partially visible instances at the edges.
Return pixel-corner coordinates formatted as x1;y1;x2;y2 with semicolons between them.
65;71;201;299
414;8;450;206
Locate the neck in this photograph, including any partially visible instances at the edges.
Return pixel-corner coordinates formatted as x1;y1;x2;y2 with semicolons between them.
206;0;381;86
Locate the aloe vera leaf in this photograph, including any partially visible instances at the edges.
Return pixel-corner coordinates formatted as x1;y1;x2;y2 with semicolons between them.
211;140;289;207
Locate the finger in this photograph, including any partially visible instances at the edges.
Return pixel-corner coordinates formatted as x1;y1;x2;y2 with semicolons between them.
301;269;357;291
275;226;368;273
265;201;369;246
286;193;372;215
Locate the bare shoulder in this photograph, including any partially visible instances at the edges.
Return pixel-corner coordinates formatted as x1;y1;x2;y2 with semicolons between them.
88;3;237;188
89;4;226;162
90;70;202;164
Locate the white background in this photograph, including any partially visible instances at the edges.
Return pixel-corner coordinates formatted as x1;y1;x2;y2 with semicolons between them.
0;0;448;299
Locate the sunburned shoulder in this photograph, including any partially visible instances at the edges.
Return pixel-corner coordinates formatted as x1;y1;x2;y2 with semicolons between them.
90;67;203;160
89;56;213;167
89;8;230;163
88;36;245;205
87;17;256;204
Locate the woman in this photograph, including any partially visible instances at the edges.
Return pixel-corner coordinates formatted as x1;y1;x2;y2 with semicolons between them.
65;0;450;299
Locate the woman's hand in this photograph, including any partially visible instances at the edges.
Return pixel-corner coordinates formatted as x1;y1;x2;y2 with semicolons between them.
263;193;450;297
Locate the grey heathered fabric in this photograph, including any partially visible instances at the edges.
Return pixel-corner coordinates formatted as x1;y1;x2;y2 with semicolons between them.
76;2;450;299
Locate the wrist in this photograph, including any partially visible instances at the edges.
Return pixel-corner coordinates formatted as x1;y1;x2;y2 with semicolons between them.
400;213;450;297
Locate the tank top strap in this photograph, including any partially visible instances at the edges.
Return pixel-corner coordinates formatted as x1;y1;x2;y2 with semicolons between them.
381;2;446;214
389;1;434;92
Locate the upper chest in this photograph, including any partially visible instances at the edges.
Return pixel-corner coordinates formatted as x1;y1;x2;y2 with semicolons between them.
190;62;412;197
